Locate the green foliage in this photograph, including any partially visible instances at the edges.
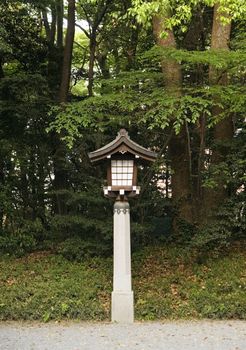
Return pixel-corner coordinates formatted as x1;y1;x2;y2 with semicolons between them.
0;219;47;258
0;254;111;321
48;43;246;148
134;245;246;320
131;222;156;249
195;121;246;251
0;25;12;56
174;218;197;243
0;245;245;321
203;123;246;190
129;0;246;29
0;233;37;257
192;194;246;251
0;1;47;70
0;0;245;265
20;219;49;242
143;46;246;70
57;237;111;261
50;214;111;239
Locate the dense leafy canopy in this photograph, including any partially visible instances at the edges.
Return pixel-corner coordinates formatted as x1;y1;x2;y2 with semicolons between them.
0;0;245;257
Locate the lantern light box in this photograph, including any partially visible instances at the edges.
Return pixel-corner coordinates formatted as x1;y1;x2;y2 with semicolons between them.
89;129;157;198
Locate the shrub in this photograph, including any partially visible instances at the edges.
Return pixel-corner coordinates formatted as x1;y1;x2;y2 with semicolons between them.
131;222;153;250
50;215;112;241
57;237;111;261
0;233;37;257
20;219;48;242
191;194;246;252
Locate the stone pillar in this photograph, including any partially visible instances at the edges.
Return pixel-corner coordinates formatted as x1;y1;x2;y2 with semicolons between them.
111;200;134;323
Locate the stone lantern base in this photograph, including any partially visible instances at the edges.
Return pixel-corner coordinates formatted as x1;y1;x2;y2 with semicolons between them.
111;291;134;323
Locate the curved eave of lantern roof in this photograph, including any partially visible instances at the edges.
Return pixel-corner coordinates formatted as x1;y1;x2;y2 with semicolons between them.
88;129;157;163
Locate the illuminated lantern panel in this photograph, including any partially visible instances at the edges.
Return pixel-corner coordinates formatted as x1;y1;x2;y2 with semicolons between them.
111;160;134;186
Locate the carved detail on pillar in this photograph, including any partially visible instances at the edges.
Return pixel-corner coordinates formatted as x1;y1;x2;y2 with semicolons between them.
114;208;130;214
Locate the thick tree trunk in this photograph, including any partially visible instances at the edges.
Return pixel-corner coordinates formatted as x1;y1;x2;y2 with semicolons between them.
153;15;193;223
203;4;233;216
153;16;181;88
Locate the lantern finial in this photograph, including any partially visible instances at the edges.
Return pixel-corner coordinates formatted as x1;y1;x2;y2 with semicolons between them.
118;129;129;138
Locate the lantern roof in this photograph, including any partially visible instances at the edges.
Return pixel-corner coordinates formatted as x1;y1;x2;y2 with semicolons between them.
88;129;157;163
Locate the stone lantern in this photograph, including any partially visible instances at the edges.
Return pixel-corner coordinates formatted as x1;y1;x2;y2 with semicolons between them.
89;129;157;323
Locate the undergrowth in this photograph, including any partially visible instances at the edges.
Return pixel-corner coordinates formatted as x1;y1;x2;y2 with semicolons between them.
0;243;245;321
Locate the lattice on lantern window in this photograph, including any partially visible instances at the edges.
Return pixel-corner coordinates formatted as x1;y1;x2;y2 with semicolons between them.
111;160;134;186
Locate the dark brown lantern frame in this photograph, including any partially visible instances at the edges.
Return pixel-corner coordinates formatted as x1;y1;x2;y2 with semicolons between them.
88;129;157;198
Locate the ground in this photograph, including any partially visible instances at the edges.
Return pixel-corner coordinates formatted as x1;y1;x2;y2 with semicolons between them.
0;244;246;321
0;320;246;350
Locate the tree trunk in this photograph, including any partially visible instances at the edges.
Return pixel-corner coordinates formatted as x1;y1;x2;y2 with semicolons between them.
52;141;68;215
88;33;97;96
125;21;139;71
45;5;59;97
59;0;75;102
36;147;46;227
56;0;64;49
86;1;112;96
42;9;51;41
50;5;57;45
53;0;75;215
97;49;111;94
153;15;193;223
0;157;5;226
97;50;110;79
203;3;233;216
19;158;30;220
0;57;4;78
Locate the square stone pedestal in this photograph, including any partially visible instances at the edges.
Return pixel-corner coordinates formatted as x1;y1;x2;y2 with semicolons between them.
111;291;134;323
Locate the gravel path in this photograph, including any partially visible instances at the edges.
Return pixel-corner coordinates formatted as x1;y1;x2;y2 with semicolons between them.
0;320;245;350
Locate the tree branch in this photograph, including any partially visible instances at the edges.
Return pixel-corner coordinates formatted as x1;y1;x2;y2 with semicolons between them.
75;22;90;38
94;0;112;29
80;4;92;34
74;40;87;50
